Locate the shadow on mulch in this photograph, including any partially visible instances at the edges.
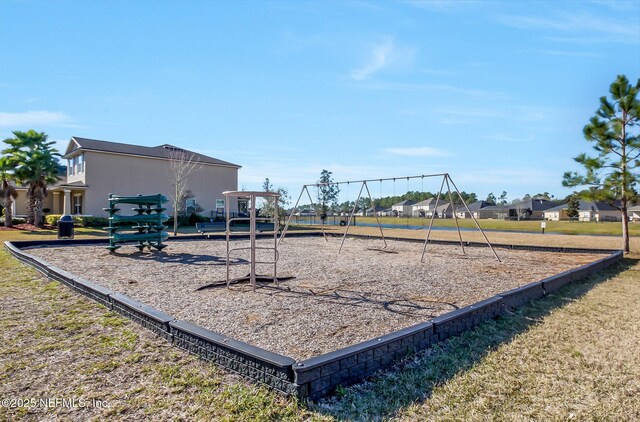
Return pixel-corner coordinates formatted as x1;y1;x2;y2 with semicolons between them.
255;284;460;318
315;257;636;420
112;251;248;266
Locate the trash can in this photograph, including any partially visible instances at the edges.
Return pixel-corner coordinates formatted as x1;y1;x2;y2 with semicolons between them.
57;215;74;239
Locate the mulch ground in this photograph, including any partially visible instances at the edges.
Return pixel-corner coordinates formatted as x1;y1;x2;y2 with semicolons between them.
26;236;606;360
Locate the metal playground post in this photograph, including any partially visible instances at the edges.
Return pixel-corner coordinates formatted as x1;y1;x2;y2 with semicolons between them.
224;191;281;290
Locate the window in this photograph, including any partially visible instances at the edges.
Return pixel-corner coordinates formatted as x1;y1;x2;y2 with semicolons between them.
68;154;84;175
73;194;82;215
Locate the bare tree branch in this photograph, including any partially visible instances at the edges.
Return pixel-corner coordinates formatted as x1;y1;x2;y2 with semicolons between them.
167;147;202;236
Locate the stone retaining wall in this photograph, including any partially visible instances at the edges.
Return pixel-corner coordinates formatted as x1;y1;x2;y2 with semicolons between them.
4;236;623;400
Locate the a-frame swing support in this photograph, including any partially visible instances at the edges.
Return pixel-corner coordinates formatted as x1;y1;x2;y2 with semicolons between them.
278;173;500;262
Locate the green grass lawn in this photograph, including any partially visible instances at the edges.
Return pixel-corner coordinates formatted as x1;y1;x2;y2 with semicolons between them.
7;217;637;239
1;229;638;420
355;216;640;236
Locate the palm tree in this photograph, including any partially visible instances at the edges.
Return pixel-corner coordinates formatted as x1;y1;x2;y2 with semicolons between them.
2;130;61;227
0;157;18;227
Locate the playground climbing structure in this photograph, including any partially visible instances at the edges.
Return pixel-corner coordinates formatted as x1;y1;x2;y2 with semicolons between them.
105;193;169;252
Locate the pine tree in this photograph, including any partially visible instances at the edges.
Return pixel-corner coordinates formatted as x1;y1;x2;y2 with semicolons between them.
316;170;340;221
566;194;580;221
563;75;640;253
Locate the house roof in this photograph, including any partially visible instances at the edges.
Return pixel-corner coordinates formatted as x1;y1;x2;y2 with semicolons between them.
479;205;509;212
464;200;494;212
365;205;385;212
392;200;416;206
544;200;619;213
51;181;89;190
544;203;567;212
64;137;241;168
435;202;452;212
510;198;558;212
413;198;438;207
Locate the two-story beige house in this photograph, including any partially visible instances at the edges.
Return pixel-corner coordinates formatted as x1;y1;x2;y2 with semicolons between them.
391;200;415;217
411;198;438;217
11;136;240;218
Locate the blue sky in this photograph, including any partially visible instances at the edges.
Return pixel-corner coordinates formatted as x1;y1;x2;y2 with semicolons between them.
1;0;639;204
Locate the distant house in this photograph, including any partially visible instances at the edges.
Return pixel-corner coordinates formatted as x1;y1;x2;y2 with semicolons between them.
477;205;509;219
455;200;494;219
363;205;385;216
412;198;439;217
508;198;558;220
434;202;453;218
295;209;316;217
391;200;415;217
379;207;394;217
543;203;569;221
9;136;241;219
354;208;366;217
544;200;621;222
630;205;640;222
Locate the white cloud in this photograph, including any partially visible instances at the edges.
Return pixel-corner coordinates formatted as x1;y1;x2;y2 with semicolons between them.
498;12;640;42
382;146;449;157
455;168;560;188
404;0;480;11
350;39;396;80
20;98;41;104
588;0;639;12
436;105;547;122
0;110;72;127
349;39;416;81
483;133;534;143
531;49;602;58
353;80;507;98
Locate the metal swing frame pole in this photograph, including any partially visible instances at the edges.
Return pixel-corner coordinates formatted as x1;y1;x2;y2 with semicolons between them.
225;193;231;284
278;185;307;245
312;173;447;188
279;184;329;245
249;193;257;289
308;185;329;242
421;175;446;263
447;176;501;262
281;172;499;261
339;181;366;254
363;181;387;248
445;175;466;255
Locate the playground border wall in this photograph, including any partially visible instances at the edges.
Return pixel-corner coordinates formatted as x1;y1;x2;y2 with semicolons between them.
4;234;623;399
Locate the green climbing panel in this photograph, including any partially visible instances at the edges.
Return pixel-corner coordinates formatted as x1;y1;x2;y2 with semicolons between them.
104;193;169;252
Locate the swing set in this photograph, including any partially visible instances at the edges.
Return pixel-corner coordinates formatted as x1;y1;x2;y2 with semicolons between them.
279;173;501;262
